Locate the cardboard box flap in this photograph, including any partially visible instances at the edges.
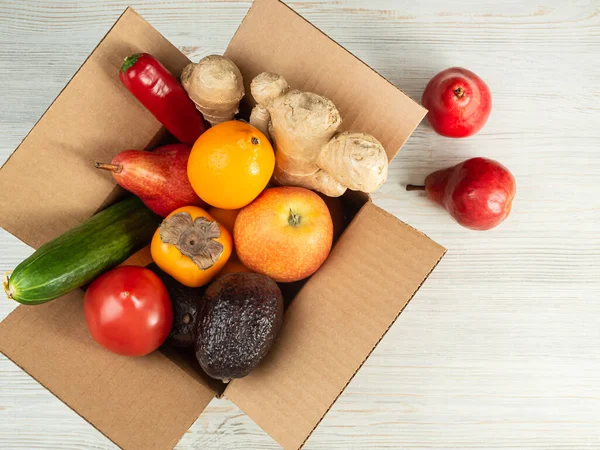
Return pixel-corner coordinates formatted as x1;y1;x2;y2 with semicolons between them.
0;8;218;450
0;7;189;249
0;292;216;450
225;201;446;449
224;0;427;162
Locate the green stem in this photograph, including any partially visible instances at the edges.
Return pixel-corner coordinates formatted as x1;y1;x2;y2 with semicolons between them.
121;54;141;73
288;209;301;227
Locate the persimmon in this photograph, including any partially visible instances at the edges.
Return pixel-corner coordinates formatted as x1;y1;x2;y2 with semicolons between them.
151;206;232;287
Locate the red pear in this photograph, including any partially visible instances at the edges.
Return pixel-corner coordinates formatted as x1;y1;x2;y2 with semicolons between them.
407;157;515;231
96;144;205;217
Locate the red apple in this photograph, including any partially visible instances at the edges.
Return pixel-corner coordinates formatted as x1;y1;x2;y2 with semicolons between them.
422;67;491;138
234;186;333;282
407;157;516;231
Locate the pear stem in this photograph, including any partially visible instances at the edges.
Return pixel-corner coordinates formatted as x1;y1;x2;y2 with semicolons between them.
406;184;426;191
95;162;122;173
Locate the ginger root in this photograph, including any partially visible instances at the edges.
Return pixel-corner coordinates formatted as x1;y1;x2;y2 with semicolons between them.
181;55;244;126
249;72;289;137
250;72;388;197
317;132;388;193
273;165;346;197
268;90;342;176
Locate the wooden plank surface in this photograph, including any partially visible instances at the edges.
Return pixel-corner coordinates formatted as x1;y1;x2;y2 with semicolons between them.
0;0;599;449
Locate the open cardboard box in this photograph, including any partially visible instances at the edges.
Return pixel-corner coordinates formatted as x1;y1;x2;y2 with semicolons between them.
0;1;446;448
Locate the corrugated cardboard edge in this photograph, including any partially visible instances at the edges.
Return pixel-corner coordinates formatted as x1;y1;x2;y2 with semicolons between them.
0;295;217;450
271;0;427;115
0;347;115;447
224;0;427;162
224;199;446;449
0;7;218;450
0;6;171;181
0;1;131;346
0;334;213;450
220;2;443;448
0;9;120;175
297;202;446;449
0;2;442;448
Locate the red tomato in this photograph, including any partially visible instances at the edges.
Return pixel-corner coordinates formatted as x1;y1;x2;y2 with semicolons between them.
84;266;173;356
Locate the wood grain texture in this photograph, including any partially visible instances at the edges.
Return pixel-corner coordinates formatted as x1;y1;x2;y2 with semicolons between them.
0;0;599;449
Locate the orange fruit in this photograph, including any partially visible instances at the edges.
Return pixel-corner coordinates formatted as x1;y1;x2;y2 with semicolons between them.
188;121;275;209
219;253;252;276
208;207;251;276
150;206;232;287
207;206;240;235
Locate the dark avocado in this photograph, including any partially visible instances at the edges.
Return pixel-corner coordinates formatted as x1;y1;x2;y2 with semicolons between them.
195;272;283;381
147;263;204;348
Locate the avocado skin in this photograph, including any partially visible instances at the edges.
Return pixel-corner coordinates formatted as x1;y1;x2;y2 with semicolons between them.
147;263;204;348
195;272;284;380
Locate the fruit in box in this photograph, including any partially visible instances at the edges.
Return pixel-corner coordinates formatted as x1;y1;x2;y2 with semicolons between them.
195;272;283;380
95;144;205;217
151;206;232;287
234;186;333;283
147;263;204;348
84;266;173;356
187;121;275;209
208;206;251;275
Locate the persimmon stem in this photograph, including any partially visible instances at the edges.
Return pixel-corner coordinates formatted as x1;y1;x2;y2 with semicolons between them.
406;184;426;191
95;162;123;173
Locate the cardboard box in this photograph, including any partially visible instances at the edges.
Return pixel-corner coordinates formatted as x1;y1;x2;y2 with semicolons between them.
0;1;446;448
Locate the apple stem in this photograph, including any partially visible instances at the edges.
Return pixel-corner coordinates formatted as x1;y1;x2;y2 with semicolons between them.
288;209;301;227
406;184;426;191
454;87;465;98
95;162;123;173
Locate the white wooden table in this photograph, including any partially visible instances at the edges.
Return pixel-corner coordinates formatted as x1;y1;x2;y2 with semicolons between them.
1;1;599;449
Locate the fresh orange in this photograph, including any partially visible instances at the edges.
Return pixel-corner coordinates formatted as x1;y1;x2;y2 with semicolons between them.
188;121;275;209
207;206;240;234
208;207;252;276
219;253;252;276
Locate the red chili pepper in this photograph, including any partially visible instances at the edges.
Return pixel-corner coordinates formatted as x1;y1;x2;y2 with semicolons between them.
119;53;206;145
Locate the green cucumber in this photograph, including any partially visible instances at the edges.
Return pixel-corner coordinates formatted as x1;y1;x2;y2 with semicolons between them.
4;196;160;305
